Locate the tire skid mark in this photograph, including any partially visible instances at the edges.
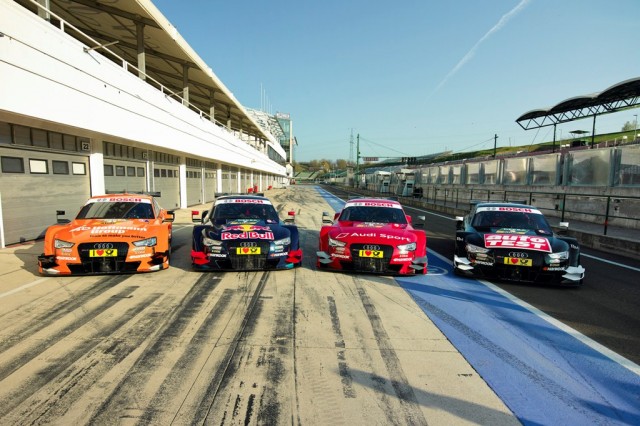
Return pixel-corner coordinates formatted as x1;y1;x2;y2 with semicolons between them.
0;285;138;382
328;296;357;398
138;288;235;424
0;290;161;421
0;275;131;353
197;271;270;425
355;278;428;426
87;273;223;424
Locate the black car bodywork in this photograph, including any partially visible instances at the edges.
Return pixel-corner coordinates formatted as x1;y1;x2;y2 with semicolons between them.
453;202;585;286
191;194;302;271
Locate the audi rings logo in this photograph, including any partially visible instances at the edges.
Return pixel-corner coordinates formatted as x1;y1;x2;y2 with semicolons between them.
94;243;114;249
508;252;528;258
239;242;258;247
362;245;380;251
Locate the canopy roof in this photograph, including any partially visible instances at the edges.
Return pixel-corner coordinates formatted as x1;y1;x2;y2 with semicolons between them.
516;77;640;130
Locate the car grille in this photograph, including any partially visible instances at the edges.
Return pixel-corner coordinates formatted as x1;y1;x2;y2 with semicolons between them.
345;244;399;274
226;242;270;270
478;249;562;283
71;242;139;274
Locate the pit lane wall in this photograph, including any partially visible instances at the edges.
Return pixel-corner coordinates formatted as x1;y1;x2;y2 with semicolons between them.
0;1;286;246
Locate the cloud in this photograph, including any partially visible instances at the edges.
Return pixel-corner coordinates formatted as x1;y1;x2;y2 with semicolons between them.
430;0;531;97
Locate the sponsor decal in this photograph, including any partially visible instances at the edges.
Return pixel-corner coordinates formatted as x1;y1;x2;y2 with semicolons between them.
358;250;383;258
70;226;91;232
545;266;566;271
59;248;73;254
269;252;289;257
224;224;272;232
331;254;350;259
391;257;412;262
380;233;410;241
56;256;77;261
87;197;149;204
473;260;494;266
496;228;528;234
484;234;551;252
90;249;118;257
345;201;401;209
356;223;384;228
222;231;274;240
476;206;542;215
90;226;148;234
503;257;533;266
236;247;261;255
216;198;271;205
128;253;151;259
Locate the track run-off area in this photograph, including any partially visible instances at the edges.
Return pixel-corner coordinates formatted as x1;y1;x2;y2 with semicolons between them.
0;185;638;425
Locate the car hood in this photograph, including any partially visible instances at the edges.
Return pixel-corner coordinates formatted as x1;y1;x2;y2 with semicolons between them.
470;228;557;253
330;221;416;244
57;218;158;240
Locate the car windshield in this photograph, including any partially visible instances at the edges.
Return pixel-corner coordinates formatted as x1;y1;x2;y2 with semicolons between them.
339;206;407;224
212;202;280;223
472;211;552;233
77;202;154;219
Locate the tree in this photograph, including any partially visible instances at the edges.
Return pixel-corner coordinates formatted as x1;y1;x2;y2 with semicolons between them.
622;121;636;132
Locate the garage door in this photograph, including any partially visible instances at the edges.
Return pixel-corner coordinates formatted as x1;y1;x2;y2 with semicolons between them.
152;165;180;209
0;147;90;244
104;159;147;194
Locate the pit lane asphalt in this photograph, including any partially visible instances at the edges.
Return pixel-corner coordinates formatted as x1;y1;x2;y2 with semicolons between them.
1;185;638;425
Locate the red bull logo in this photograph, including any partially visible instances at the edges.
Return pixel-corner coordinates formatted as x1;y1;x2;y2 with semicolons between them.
224;224;272;232
221;231;274;240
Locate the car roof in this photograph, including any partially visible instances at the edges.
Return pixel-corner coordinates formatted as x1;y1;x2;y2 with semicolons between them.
216;194;269;201
89;193;155;201
346;197;402;205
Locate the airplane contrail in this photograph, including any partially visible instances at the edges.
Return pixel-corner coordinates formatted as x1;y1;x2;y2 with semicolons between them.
430;0;531;96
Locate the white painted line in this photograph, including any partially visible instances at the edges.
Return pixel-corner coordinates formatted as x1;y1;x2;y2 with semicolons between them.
581;253;640;272
0;278;48;300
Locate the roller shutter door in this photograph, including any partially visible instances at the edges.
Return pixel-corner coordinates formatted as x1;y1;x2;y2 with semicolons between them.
0;147;90;244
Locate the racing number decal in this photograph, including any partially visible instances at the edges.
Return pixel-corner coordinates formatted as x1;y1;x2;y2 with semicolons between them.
358;250;383;258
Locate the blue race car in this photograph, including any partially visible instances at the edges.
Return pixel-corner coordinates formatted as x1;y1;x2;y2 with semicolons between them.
191;194;302;271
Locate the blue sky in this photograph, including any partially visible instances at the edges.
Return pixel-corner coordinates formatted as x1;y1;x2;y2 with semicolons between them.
152;0;640;162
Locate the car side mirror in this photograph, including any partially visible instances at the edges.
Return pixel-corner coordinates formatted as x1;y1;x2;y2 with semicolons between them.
284;210;296;224
557;221;569;235
455;216;465;231
192;209;208;223
164;210;175;223
56;210;69;224
413;215;426;228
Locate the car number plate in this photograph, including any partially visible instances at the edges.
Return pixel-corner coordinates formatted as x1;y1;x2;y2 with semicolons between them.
358;250;383;258
503;257;532;267
236;247;261;255
89;249;118;257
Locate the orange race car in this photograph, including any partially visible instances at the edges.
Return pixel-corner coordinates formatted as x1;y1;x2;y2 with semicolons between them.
38;193;174;275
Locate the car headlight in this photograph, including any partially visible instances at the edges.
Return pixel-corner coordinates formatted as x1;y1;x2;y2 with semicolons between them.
133;237;157;247
547;251;569;261
397;242;416;253
274;237;291;246
328;236;346;247
202;237;222;247
54;239;75;249
466;243;489;254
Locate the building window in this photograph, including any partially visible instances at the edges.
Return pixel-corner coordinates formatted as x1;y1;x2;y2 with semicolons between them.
32;129;48;147
63;134;77;151
29;159;48;174
72;162;86;175
0;122;11;145
115;165;125;176
14;125;31;146
1;156;25;173
104;164;114;176
52;160;70;174
127;166;136;177
49;132;64;150
137;167;145;177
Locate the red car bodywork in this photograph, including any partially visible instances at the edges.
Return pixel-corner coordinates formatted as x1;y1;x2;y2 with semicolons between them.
317;198;427;275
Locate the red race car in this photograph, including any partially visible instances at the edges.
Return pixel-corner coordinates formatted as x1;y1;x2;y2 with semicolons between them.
317;198;428;275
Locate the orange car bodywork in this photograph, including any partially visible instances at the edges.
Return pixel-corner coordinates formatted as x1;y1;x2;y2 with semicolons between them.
38;194;173;275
